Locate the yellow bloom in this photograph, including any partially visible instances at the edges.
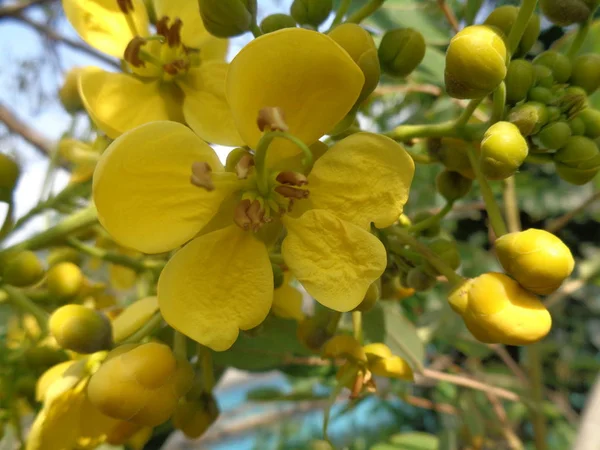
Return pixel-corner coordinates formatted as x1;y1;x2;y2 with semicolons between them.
93;28;414;351
271;272;305;322
62;0;238;144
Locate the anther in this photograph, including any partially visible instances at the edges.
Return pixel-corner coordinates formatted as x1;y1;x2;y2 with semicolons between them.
117;0;134;14
276;171;308;186
156;16;170;38
124;37;147;67
234;199;252;231
167;18;183;47
257;107;289;132
163;60;189;76
235;153;254;180
275;185;309;199
190;162;214;191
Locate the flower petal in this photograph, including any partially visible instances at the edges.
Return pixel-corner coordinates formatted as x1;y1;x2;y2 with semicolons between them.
79;70;185;139
308;132;415;229
153;0;214;49
158;226;273;351
370;356;414;380
271;272;304;321
282;209;387;312
178;63;244;146
227;28;364;153
199;36;229;62
93;121;240;254
112;297;159;343
322;335;367;362
62;0;149;58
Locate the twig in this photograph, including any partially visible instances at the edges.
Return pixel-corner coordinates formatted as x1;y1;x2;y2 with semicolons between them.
437;0;459;32
0;0;55;17
0;102;53;157
404;394;458;415
487;344;529;386
545;191;600;234
503;177;522;233
485;391;524;450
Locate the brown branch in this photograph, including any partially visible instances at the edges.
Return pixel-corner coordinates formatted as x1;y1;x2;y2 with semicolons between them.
0;102;53;156
0;0;55;17
545;191;600;234
485;391;524;450
437;0;460;32
404;394;457;415
487;344;529;386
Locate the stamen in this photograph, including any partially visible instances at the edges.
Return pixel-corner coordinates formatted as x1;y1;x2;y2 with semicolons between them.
274;185;309;199
235;153;254;179
167;18;183;47
163;60;189;76
124;37;146;67
276;171;308;186
117;0;134;14
156;16;170;38
234;199;252;231
190;162;214;191
257;107;289;132
247;200;266;232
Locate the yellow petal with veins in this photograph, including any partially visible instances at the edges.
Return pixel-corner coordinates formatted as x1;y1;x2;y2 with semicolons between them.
93;121;242;254
308;133;415;230
62;0;149;58
282;209;387;312
158;226;273;351
227;28;363;160
178;63;244;146
79;70;185;139
153;0;216;49
271;272;304;321
112;297;159;343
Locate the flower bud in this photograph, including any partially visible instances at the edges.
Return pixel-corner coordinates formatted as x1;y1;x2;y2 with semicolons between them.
173;393;220;439
412;211;440;237
456;273;552;345
297;316;334;352
535;121;572;150
559;86;588;117
406;266;436;291
198;0;257;38
533;64;554;88
24;346;68;370
290;0;332;27
444;25;507;99
528;86;554;104
539;0;597;26
578;108;600;138
505;59;535;104
570;53;600;94
554;135;600;184
568;116;586;135
480;121;528;180
378;28;426;78
426;238;461;275
58;67;87;113
428;138;475;179
353;280;380;312
533;50;572;84
381;276;415;300
0;153;20;201
547;106;562;122
328;24;380;104
49;304;112;353
47;262;83;299
2;251;44;287
260;13;296;33
495;229;574;295
436;169;472;201
507;102;549;136
47;246;82;267
484;5;540;57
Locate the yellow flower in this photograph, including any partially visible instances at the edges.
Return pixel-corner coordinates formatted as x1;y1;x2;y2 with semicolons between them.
93;28;415;351
62;0;239;144
271;272;305;322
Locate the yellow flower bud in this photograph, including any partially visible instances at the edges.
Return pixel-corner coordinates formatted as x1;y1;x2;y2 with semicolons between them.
480;121;528;180
260;13;296;34
505;59;535;104
507;102;549;136
495;229;574;295
378;28;426;78
290;0;332;27
533;51;572;84
428;138;476;179
444;25;507;99
58;67;86;113
484;5;540;57
0;153;20;200
297;316;334;353
49;304;112;353
436;169;472;201
2;251;44;287
47;262;83;299
328;23;379;104
554;135;600;185
540;0;597;26
198;0;256;38
570;54;600;94
173;393;220;439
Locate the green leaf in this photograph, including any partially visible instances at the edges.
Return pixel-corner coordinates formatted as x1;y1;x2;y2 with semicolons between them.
389;432;440;449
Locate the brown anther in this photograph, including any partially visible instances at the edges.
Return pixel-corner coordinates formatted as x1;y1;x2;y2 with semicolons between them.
275;185;309;200
257;107;289;132
167;18;183;47
190;162;214;191
117;0;134;14
123;37;146;67
163;59;189;76
246;200;265;232
235;153;254;180
156;16;170;38
276;171;308;186
350;372;363;400
234;199;252;231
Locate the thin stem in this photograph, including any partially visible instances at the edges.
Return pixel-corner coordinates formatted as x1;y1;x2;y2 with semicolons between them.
567;8;597;59
466;145;508;237
351;311;362;344
346;0;386;24
455;97;484;128
490;82;507;124
326;311;343;335
250;23;262;38
173;330;188;360
437;0;459;32
3;285;49;333
506;0;538;56
408;201;454;234
198;344;216;391
526;344;549;450
503;177;521;233
329;0;352;30
118;311;164;344
387;227;465;287
406;150;434;164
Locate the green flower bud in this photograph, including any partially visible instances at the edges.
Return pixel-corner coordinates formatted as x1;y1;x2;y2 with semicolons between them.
406;266;437;291
505;59;535;104
568;116;586;135
534;64;554;88
272;264;284;289
578;108;600;138
290;0;332;27
49;304;113;354
3;251;45;287
539;0;597;26
426;238;461;274
570;54;600;94
297;316;334;353
260;13;296;33
484;5;540;57
480;121;529;180
0;153;20;202
329;24;380;104
554;136;600;184
535;121;572;150
559;86;588;117
445;25;507;99
24;346;68;369
547;106;562;122
507;102;549;136
378;28;426;78
173;392;219;439
58;67;87;113
528;86;554;104
533;50;572;83
412;211;441;238
353;280;380;312
436;169;472;201
47;262;83;299
47;246;83;267
198;0;257;38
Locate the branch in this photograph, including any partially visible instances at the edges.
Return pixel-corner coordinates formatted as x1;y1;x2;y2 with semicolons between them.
0;102;53;156
545;191;600;234
0;0;55;18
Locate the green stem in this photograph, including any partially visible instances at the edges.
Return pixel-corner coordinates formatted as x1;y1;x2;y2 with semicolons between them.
118;311;164;345
527;344;548;450
329;0;352;29
386;121;457;141
323;367;358;445
408;202;454;234
466;145;508;237
352;311;362;343
506;0;538;56
490;82;507;124
0;205;97;257
326;311;343;335
526;153;554;164
406;150;434;164
455;98;485;128
250;23;262;38
346;0;386;24
503;177;521;233
198;344;215;391
387;227;465;287
269;253;285;265
0;201;14;241
3;285;49;333
567;12;595;58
